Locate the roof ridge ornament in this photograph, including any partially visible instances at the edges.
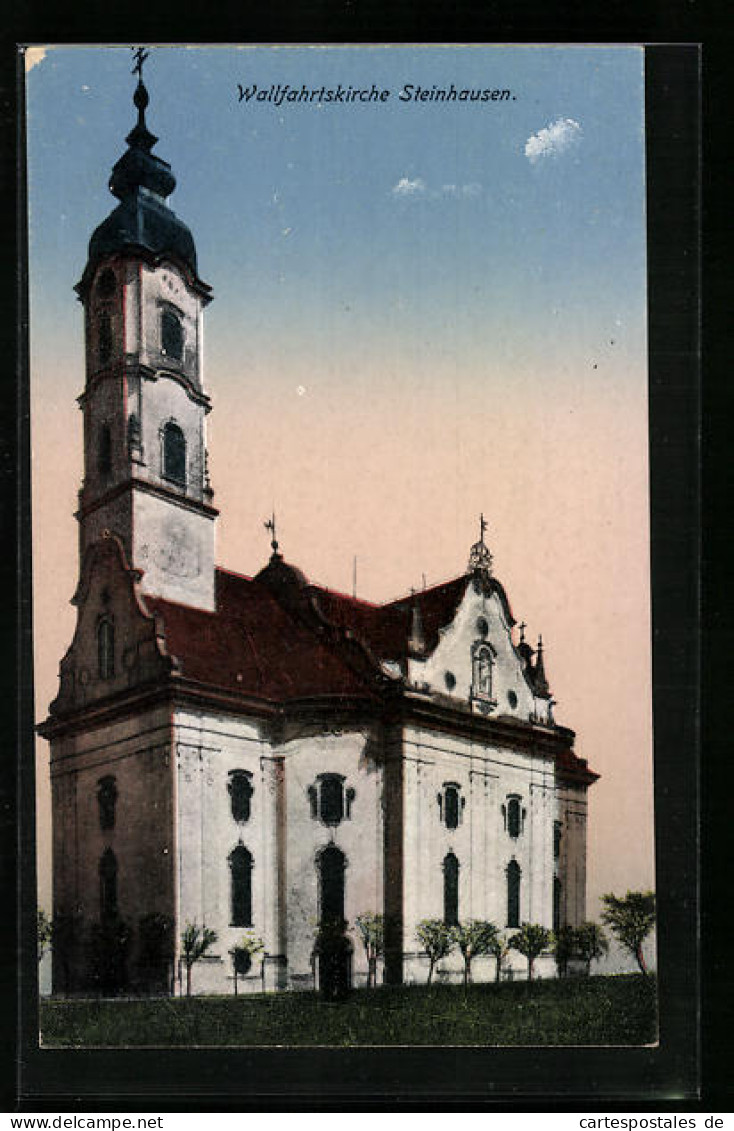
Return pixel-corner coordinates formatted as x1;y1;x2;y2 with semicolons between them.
408;586;427;658
467;512;493;574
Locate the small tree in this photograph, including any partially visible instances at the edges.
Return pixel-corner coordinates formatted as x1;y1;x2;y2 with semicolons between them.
416;919;454;985
553;924;577;979
509;923;553;981
575;921;609;976
180;922;218;996
229;932;264;995
451;920;499;986
601;891;655;974
313;917;351;1001
487;931;509;983
37;909;53;964
355;912;385;988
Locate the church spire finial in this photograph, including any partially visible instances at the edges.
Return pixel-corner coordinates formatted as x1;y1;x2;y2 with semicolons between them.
467;512;493;574
126;47;157;154
264;512;281;559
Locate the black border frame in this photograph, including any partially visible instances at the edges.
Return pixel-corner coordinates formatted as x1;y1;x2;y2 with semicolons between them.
5;30;704;1111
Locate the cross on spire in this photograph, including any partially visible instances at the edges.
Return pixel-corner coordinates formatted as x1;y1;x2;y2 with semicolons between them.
480;512;488;544
131;47;150;79
519;620;527;643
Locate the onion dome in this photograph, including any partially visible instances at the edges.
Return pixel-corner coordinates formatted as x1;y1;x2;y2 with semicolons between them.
77;76;206;298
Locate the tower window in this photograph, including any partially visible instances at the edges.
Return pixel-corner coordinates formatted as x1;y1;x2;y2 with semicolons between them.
161;310;184;361
553;820;562;859
229;844;253;927
507;859;521;928
97;619;115;680
99;848;118;920
98;424;112;476
443;852;459;926
97;776;118;830
97;268;116;298
98;311;112;366
228;770;253;823
553;876;562;932
308;774;355;827
162;422;186;486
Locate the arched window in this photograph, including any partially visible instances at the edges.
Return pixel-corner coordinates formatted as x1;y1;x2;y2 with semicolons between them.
228;771;253;823
161;310;184;360
229;845;253;927
444;786;459;830
443;852;459;926
318;843;346;925
437;782;464;830
503;794;525;839
97;776;118;830
507;859;521;927
507;797;521;839
320;775;343;825
98;619;115;680
553;876;562;933
309;774;355;827
98;311;112;366
98;424;112;475
553;821;562;860
99;848;118;920
163;421;186;485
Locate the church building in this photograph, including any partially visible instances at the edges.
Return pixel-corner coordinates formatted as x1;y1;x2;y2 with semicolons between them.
40;70;598;995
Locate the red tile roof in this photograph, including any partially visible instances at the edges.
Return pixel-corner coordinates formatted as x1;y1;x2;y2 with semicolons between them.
310;575;470;660
144;566;379;702
142;559;478;704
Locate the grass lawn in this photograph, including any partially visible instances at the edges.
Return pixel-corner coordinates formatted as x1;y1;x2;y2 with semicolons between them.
40;974;657;1047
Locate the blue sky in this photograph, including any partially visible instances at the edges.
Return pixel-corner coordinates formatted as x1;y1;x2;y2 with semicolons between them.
28;45;646;398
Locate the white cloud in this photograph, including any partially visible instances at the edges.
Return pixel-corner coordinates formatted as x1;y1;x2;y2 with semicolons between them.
442;182;482;198
525;117;582;164
392;177;427;197
25;47;48;73
392;177;482;200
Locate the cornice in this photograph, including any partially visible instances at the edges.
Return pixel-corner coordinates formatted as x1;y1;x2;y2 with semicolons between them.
75;477;219;522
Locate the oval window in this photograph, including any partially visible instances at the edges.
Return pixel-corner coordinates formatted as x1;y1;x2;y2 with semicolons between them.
507;690;518;708
444;671;456;691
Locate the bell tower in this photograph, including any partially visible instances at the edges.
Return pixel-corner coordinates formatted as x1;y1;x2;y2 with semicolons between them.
74;60;217;610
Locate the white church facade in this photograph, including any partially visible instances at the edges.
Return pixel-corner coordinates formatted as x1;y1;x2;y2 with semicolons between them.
40;71;598;995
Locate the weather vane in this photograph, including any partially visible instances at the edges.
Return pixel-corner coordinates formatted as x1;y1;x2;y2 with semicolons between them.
479;512;488;544
264;512;279;556
131;46;150;79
